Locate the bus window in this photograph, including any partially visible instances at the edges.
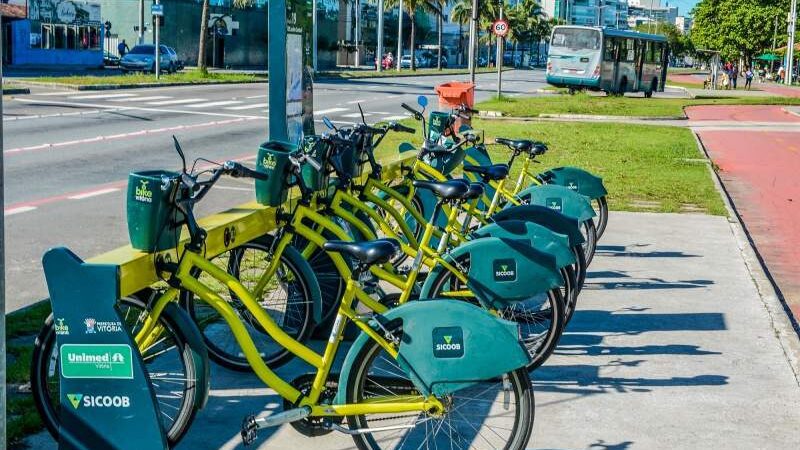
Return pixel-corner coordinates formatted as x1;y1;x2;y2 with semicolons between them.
551;27;601;51
603;37;616;62
624;39;635;62
654;43;664;64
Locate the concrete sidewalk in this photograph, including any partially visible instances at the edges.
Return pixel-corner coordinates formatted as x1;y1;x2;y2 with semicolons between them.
24;212;800;449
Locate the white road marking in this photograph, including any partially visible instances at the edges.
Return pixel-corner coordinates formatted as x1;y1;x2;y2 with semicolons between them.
342;112;372;118
225;102;269;110
146;98;208;105
68;93;137;100
346;99;365;104
188;100;243;108
382;115;410;121
111;96;172;102
246;94;268;99
68;188;121;200
215;185;253;192
314;119;355;125
314;107;348;115
15;98;263;120
5;206;37;216
33;91;78;96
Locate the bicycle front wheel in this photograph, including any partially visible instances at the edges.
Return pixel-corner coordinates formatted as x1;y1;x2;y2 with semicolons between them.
344;324;534;450
31;292;202;446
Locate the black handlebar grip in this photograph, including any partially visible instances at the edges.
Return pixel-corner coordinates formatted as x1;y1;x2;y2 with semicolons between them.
225;161;269;181
393;123;415;134
400;103;419;116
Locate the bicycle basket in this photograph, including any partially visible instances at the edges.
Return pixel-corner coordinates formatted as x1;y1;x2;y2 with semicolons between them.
428;111;452;143
126;170;184;252
300;135;329;192
423;145;465;176
255;140;296;207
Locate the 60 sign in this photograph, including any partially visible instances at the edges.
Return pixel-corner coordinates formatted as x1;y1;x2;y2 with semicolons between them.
492;19;509;38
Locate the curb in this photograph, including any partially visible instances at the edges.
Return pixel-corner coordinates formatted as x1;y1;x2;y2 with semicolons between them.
9;78;267;91
315;67;514;81
692;131;800;387
783;107;800;118
477;112;686;121
665;84;697;99
2;87;31;95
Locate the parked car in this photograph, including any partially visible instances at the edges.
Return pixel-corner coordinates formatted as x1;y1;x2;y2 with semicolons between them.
421;54;448;68
399;54;421;69
103;51;120;67
165;46;183;71
120;45;178;74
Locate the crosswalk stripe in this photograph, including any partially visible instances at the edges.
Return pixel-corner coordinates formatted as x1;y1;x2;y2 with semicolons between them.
110;96;172;102
314;107;348;116
5;206;37;216
146;98;207;106
188;100;243;108
382;115;410;121
342;112;372;118
68;93;137;100
225;102;269;110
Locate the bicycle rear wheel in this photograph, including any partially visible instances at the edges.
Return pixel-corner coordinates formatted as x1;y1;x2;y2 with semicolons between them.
31;292;202;446
344;324;534;450
593;196;609;239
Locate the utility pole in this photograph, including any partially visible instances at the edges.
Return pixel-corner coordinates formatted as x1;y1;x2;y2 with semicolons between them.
154;0;161;80
355;0;361;67
0;13;6;449
468;0;478;82
377;0;384;71
397;0;403;71
496;1;503;97
787;0;797;85
597;0;603;27
138;0;145;44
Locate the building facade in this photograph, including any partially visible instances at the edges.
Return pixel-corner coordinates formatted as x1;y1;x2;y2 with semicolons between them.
543;0;629;30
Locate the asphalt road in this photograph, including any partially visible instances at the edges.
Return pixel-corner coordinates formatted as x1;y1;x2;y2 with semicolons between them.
2;69;548;312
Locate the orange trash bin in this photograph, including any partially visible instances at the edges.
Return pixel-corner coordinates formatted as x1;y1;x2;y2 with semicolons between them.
435;82;476;132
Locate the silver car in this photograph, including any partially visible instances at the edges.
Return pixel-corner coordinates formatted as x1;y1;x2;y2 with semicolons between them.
120;45;177;73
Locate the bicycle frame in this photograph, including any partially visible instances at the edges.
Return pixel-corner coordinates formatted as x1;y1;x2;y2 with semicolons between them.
134;247;443;418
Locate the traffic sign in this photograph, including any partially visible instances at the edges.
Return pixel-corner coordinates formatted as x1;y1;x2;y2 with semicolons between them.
151;4;163;17
492;19;509;38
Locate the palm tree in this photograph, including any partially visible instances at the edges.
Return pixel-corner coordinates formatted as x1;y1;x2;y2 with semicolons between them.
425;0;446;70
385;0;425;70
451;0;472;66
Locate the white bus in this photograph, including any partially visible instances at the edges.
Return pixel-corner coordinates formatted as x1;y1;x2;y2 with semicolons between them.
546;26;669;97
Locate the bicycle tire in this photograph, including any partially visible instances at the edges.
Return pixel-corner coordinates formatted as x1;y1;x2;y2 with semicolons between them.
582;219;598;265
594;196;609;239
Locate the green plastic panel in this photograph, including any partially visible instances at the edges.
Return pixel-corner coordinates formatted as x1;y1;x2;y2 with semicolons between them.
516;184;596;223
428;111;452;143
471;220;576;269
255;141;297;207
538;166;608;200
463;144;496;211
493;204;586;246
126;170;184;252
337;300;530;399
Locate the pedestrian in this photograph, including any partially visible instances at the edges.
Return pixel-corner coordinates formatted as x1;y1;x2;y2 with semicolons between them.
117;39;129;58
758;65;766;83
778;65;786;83
744;66;753;90
721;70;730;90
731;65;738;89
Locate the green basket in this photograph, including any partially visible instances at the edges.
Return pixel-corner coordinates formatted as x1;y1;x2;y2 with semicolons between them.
335;136;360;179
126;170;184;252
425;146;465;176
300;135;329;192
428;111;452;142
255;141;296;207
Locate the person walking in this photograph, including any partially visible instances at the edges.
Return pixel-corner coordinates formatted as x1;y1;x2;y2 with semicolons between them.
117;39;129;58
731;65;739;89
778;64;786;83
744;66;753;90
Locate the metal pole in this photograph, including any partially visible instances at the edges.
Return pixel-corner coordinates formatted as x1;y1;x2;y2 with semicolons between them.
355;0;361;67
496;2;503;97
597;0;602;26
377;0;384;71
313;0;318;71
155;0;160;79
138;0;145;44
787;0;797;85
772;15;779;73
468;0;478;82
397;0;403;71
0;13;6;448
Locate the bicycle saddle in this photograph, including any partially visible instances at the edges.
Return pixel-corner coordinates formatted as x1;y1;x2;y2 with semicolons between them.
323;239;400;266
412;179;469;200
495;138;533;152
463;164;509;181
464;182;485;200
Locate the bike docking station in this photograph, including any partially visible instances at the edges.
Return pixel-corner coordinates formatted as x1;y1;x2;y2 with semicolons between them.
37;1;416;448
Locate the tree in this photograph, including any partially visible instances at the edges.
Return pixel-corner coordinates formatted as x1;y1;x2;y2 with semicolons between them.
385;0;428;70
508;0;544;66
198;0;254;74
635;21;690;57
690;0;791;63
451;0;472;65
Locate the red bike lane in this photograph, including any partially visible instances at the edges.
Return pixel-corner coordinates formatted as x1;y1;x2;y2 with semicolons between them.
689;105;800;323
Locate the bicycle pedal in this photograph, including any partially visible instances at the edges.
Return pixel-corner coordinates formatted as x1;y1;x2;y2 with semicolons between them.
241;414;258;446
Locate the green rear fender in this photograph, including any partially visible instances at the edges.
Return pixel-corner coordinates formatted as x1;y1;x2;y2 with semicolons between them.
336;300;530;399
463;144;496;210
420;236;563;309
471;220;576;269
516;184;596;223
492;204;586;246
537;166;608;200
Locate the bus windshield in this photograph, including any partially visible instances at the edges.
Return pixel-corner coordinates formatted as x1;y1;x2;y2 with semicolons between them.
551;28;601;51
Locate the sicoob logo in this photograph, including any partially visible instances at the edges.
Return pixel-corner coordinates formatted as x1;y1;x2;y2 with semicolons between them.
493;258;517;282
433;327;464;358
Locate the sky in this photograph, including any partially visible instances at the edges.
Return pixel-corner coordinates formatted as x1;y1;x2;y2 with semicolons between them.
666;0;700;16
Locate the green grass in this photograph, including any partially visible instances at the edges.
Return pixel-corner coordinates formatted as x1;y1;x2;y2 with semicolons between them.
318;66;509;79
375;118;726;215
476;92;800;118
27;71;266;86
7;396;44;445
6;301;52;339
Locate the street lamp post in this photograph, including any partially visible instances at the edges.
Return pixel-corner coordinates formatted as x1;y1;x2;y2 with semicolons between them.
787;0;797;85
377;0;384;71
468;0;478;82
397;0;403;71
0;14;6;447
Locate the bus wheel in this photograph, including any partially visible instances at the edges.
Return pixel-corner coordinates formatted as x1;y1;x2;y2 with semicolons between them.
617;77;628;96
568;87;578;95
644;78;657;98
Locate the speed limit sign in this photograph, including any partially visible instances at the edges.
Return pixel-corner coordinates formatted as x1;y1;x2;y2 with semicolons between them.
492;19;509;37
